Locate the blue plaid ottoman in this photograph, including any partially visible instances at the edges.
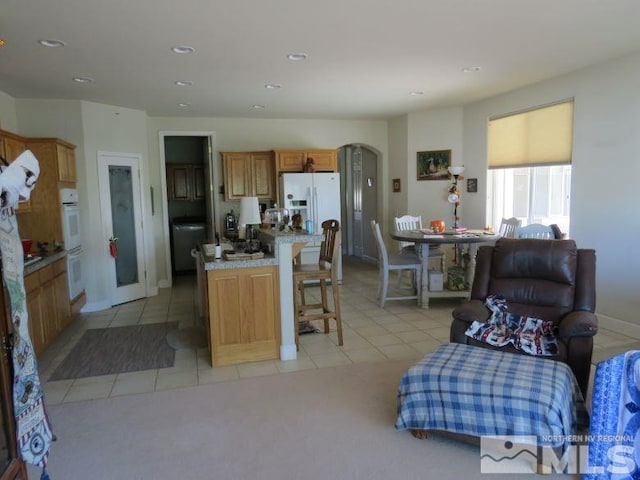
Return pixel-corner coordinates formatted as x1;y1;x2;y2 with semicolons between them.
395;343;588;448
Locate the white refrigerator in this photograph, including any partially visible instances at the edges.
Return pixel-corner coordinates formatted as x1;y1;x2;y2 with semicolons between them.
280;172;342;282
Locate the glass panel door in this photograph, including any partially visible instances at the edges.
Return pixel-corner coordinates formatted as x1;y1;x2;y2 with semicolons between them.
109;166;138;287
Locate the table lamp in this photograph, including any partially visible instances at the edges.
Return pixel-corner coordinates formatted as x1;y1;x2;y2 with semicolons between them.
239;196;261;249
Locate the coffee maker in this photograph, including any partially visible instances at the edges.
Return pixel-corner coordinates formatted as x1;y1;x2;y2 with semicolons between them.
224;210;238;240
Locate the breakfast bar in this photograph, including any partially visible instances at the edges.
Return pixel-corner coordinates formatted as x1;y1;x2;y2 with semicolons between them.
198;229;322;366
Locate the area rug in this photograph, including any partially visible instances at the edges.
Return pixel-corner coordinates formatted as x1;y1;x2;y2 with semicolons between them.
49;322;177;381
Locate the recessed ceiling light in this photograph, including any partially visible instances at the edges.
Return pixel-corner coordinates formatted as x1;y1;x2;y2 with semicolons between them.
462;66;481;73
72;76;94;84
174;80;193;86
286;53;307;61
171;46;195;54
410;91;424;96
253;105;265;109
178;102;191;107
265;83;282;90
38;39;66;48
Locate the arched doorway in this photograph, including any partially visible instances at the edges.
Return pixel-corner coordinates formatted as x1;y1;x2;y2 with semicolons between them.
338;144;379;261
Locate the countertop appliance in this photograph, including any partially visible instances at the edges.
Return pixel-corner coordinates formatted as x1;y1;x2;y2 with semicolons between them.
172;218;207;273
279;172;342;282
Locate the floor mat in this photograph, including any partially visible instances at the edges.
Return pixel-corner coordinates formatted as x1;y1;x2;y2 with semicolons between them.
49;322;177;381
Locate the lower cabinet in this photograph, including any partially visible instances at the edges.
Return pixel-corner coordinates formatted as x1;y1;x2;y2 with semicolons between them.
207;265;280;366
24;258;71;356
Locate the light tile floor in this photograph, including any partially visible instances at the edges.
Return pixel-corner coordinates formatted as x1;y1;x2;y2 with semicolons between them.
36;257;639;405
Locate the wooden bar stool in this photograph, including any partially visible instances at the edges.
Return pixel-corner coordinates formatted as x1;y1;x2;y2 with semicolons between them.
293;219;343;349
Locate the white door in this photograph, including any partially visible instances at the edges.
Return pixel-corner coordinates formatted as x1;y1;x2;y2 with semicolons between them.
98;152;147;306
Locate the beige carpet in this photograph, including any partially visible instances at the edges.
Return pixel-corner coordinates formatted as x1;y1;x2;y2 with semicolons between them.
35;359;576;479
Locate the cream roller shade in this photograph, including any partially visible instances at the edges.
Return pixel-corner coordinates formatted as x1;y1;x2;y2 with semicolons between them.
488;100;574;169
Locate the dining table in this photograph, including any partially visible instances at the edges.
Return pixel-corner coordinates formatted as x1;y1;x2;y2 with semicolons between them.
390;229;500;308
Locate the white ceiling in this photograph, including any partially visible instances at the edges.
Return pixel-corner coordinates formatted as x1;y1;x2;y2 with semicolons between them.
1;0;640;120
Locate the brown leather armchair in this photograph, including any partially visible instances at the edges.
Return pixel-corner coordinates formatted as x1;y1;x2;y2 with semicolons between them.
450;238;597;397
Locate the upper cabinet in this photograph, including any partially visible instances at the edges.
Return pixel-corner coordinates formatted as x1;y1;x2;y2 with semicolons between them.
166;164;205;202
56;141;77;183
274;149;338;172
221;151;275;200
25;137;77;186
0;129;31;212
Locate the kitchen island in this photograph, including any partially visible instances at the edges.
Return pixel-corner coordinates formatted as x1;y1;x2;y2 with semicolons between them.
199;229;322;366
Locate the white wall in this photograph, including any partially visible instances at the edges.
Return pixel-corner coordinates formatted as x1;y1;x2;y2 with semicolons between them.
146;116;388;283
0;91;17;132
462;51;640;327
80;101;152;310
407;107;464;230
387;115;408;234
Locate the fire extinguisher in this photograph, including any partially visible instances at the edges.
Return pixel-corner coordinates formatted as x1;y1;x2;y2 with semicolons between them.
108;236;118;259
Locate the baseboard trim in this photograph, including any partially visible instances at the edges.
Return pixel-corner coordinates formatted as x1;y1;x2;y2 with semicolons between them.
597;312;640;339
81;300;112;313
158;279;171;289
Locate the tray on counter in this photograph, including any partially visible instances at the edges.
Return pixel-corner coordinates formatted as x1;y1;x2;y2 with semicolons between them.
222;251;265;261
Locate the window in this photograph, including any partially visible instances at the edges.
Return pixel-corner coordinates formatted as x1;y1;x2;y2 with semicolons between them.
488;165;571;234
487;100;573;235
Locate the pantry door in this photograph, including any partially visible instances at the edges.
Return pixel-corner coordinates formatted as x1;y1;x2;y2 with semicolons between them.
98;152;147;306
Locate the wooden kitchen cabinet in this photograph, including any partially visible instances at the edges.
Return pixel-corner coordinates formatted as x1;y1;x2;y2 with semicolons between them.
0;129;31;212
53;258;71;333
166;164;205;201
56;141;77;183
221;151;275;200
22;257;71;356
207;265;280;366
24;271;46;356
274;149;338;172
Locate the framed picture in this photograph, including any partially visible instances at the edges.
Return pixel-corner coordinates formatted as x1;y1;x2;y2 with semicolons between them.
392;178;401;192
417;149;451;180
467;178;478;193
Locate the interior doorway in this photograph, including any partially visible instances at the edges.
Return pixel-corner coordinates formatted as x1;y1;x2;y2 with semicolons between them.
159;131;216;287
338;144;379;262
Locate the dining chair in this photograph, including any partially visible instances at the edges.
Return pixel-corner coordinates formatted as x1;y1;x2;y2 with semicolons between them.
513;223;556;239
293;219;343;348
498;217;521;238
394;215;445;272
371;221;422;308
393;215;423;252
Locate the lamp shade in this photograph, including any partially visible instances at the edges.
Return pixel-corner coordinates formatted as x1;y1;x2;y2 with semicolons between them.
448;165;465;176
239;197;261;225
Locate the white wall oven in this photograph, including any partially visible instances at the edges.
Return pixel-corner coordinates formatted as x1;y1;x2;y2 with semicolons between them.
60;188;84;299
61;188;81;251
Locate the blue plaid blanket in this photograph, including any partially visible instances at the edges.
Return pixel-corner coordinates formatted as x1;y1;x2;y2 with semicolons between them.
395;343;588;448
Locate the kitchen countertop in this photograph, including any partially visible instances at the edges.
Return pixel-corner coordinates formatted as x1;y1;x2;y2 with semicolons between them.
24;250;68;276
199;229;322;271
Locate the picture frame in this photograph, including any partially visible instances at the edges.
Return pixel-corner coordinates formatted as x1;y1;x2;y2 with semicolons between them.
392;178;401;193
467;178;478;193
417;149;451;180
